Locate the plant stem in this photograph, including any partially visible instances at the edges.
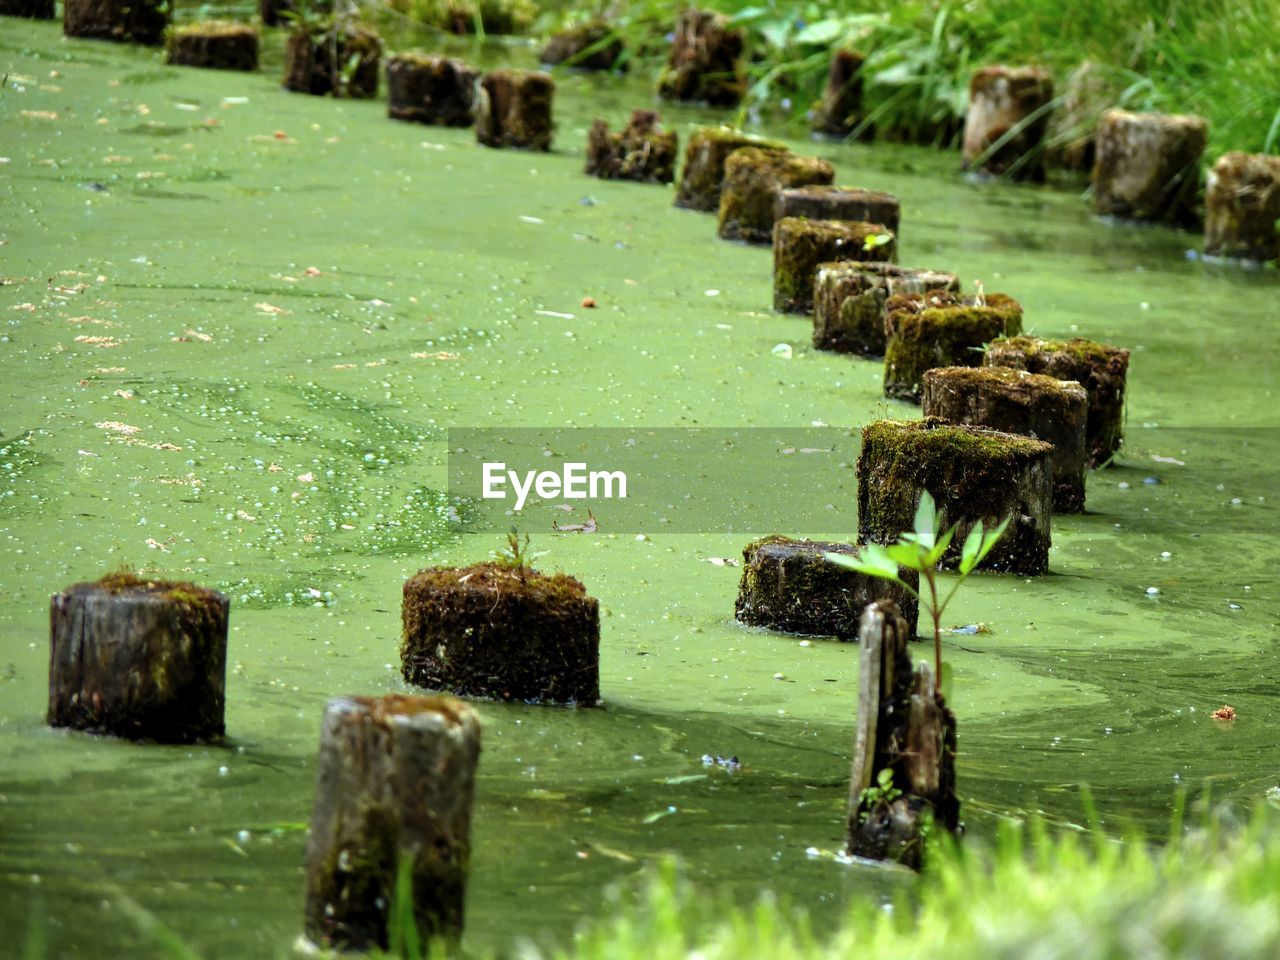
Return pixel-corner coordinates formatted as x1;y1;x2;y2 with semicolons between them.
924;569;942;695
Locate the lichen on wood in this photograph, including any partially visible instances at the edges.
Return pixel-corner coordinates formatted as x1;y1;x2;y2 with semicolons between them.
735;535;919;639
813;262;959;357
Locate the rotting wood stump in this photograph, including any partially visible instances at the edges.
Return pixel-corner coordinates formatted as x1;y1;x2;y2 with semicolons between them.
811;49;865;138
735;536;919;640
962;65;1053;180
304;694;480;952
540;20;625;71
883;291;1023;402
166;21;259;72
773;217;896;315
585;110;678;184
813;263;959;358
717;147;835;244
1048;61;1116;172
258;0;291;28
64;0;167;44
401;562;599;704
1;0;53;18
1093;109;1207;226
984;335;1129;468
674;128;786;212
846;601;958;869
1204;152;1280;262
283;21;382;99
857;418;1054;575
387;53;478;127
922;366;1089;513
657;8;745;107
47;572;228;742
774;185;901;238
475;68;555;151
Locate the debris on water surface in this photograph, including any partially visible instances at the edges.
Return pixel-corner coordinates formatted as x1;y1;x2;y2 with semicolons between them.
700;754;741;771
948;623;992;635
1213;705;1236;721
772;343;793;359
701;557;737;567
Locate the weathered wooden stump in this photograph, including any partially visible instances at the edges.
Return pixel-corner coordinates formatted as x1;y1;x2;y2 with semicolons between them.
304;694;480;952
419;0;533;35
775;185;901;237
857;418;1054;575
717;147;835;244
674;128;786;212
387;53;478;127
813;262;960;358
47;573;228;742
657;8;745;107
283;22;382;99
962;65;1053;181
475;69;555;151
921;366;1089;513
811;49;865;138
773;218;896;315
1047;61;1116;172
1;0;54;18
258;0;291;28
883;291;1023;402
401;563;598;704
64;0;167;44
585;110;678;184
540;20;625;71
1204;152;1280;261
735;536;919;640
846;601;958;869
984;336;1128;468
1093;109;1207;226
166;22;259;72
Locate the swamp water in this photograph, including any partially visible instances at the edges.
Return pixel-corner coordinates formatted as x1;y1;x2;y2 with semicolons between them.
2;17;1279;959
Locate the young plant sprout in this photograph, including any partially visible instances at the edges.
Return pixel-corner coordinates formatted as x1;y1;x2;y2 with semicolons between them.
827;491;1009;695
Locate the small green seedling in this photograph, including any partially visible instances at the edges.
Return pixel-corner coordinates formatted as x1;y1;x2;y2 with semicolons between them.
492;528;548;575
827;491;1008;696
862;232;894;253
859;767;902;818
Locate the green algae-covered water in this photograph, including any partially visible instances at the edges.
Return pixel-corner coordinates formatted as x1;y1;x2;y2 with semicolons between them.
3;17;1279;959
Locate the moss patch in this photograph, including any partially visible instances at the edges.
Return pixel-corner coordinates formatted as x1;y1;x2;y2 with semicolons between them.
772;218;895;314
856;418;1053;575
674;127;787;212
401;561;598;704
717;148;835;244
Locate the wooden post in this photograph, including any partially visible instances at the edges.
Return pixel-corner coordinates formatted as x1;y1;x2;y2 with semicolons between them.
962;66;1053;180
48;574;228;742
1204;152;1280;261
304;694;481;952
847;602;958;869
811;50;865;138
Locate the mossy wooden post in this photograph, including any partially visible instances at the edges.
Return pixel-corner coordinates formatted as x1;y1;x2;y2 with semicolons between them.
857;418;1054;575
773;218;895;314
985;336;1129;468
735;536;919;639
813;263;959;357
387;54;478;127
847;601;958;868
657;9;745;106
585;110;678;184
883;292;1023;402
540;20;625;71
1093;109;1207;226
475;69;555;151
1204;152;1280;261
1047;61;1116;172
1;0;54;19
304;694;480;952
259;0;291;28
775;186;901;237
717;147;835;244
962;65;1053;180
811;49;864;138
674;128;786;212
64;0;167;44
166;22;259;72
283;22;382;99
922;366;1089;513
47;574;228;742
402;563;599;704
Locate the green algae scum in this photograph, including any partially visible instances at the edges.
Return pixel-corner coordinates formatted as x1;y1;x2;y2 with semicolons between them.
4;11;1280;960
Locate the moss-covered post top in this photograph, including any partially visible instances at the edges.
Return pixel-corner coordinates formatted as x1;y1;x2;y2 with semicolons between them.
863;416;1053;465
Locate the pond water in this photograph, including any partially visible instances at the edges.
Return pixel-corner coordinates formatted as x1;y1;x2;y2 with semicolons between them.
2;16;1279;959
